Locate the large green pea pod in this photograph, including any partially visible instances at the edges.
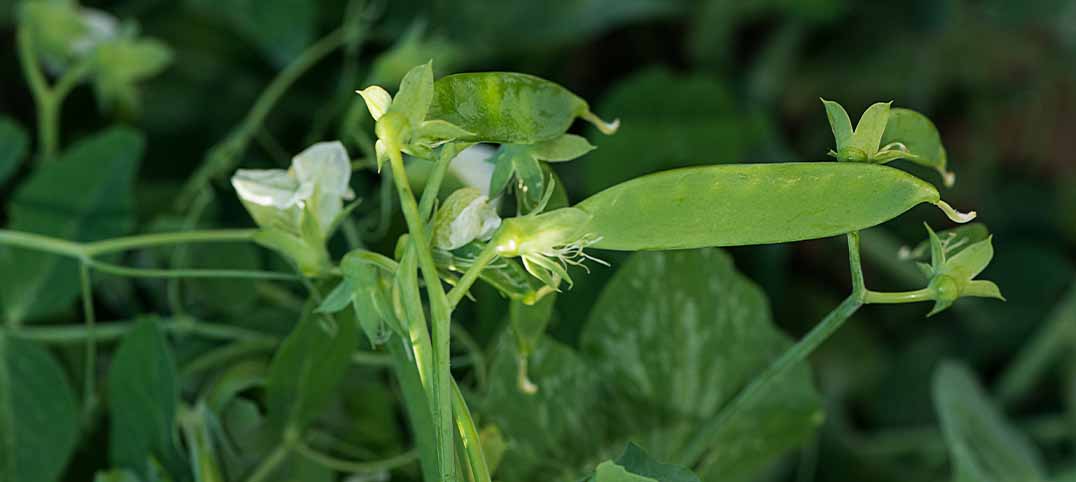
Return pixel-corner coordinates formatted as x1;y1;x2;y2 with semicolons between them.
576;162;975;251
428;72;618;144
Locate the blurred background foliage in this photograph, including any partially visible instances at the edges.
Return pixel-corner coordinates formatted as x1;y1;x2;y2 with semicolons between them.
2;0;1076;481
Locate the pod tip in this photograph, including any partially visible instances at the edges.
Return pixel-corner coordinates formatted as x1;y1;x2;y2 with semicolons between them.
583;110;620;135
935;200;976;223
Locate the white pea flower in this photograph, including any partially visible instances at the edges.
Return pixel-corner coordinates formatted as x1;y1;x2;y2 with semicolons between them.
231;141;354;235
433;188;501;251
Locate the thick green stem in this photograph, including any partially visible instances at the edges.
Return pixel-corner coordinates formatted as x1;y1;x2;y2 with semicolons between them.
679;232;867;467
387;147;456;482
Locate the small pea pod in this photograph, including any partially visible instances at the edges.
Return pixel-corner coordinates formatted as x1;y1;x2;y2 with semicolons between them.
576;162;975;251
428;72;618;144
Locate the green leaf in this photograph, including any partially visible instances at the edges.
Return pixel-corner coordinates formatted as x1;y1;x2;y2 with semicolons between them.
0;117;28;185
0;333;79;482
594;461;658;482
582;249;822;481
582;68;765;194
108;317;184;478
933;362;1047;482
480;335;609;482
481;249;822;482
879;107;953;185
0;127;143;323
430;72;609;145
266;307;358;432
612;443;699;482
531;134;596;162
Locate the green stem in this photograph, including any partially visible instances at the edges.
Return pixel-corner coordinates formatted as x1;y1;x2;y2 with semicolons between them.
17;27;56;162
418;144;462;220
179;28;348;204
10;317;275;345
387;148;456;482
995;281;1076;405
86;258;300;281
863;288;934;304
446;243;498;309
294;442;418;473
78;261;97;420
181;339;276;377
244;444;290;482
680;232;867;467
84;229;257;256
0;229;84;257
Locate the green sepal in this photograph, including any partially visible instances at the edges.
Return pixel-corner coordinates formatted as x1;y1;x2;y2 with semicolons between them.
918;224;1004;316
821;98;853;149
880;107;954;187
251;228;328;276
849;101;892;157
389;60;434;127
316;278;354;314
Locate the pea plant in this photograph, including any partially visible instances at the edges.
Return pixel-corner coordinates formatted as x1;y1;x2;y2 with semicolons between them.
1;4;1014;482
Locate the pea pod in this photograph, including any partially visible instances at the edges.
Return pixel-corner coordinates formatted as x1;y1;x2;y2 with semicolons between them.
428;72;618;144
576;162;975;251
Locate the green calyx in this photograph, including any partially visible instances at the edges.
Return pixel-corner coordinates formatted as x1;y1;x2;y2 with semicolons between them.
491;207;601;290
920;224;1005;316
822;98;955;187
360;61;474;171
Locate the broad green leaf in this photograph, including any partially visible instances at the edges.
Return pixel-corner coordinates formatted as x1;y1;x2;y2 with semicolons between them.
108;318;184;478
0;333;79;482
582;249;822;481
430;72;614;145
594;461;658;482
93;469;141;482
582;68;765;194
607;443;699;482
0;117;28;185
266;307;358;432
185;0;316;67
933;361;1047;482
879;107;953;185
480;335;611;482
481;249;821;482
1;127;143;323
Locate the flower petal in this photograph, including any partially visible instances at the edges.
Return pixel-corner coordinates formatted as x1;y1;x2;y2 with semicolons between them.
231;169;303;208
293;141;351;197
357;85;392;121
